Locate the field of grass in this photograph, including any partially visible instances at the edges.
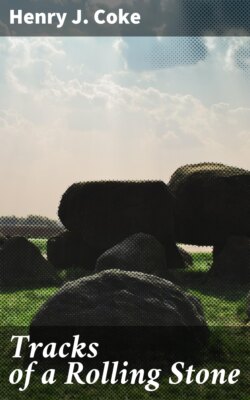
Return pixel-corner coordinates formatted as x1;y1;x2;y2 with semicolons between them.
0;272;248;327
0;242;249;399
1;248;248;326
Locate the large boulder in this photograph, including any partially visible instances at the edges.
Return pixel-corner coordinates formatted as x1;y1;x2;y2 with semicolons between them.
58;181;185;268
30;270;208;361
168;163;250;246
210;236;250;283
0;237;61;288
31;269;207;326
95;233;168;276
47;231;103;270
95;233;190;277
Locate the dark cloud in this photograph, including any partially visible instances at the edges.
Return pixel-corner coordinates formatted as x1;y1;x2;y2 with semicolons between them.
122;37;208;71
234;42;250;73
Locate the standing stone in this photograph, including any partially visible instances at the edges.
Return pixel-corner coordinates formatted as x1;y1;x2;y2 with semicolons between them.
210;236;250;283
95;233;191;278
95;233;168;277
58;181;185;268
168;163;250;246
47;231;103;270
0;237;61;288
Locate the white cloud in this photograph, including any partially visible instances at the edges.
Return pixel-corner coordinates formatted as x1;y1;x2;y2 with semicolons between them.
0;37;249;217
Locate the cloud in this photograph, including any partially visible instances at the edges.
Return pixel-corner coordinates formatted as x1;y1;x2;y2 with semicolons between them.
3;38;65;93
202;37;250;76
233;39;250;74
0;36;249;217
118;37;208;71
1;37;249;154
1;71;250;152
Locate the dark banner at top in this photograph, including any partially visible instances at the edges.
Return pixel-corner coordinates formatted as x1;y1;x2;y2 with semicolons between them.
1;0;250;36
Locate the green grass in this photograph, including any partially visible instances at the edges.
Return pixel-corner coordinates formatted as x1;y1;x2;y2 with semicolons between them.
191;252;213;271
0;250;248;326
0;287;57;325
0;246;249;399
30;238;47;254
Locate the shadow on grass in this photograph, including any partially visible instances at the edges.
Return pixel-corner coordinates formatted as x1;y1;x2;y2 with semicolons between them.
180;269;249;301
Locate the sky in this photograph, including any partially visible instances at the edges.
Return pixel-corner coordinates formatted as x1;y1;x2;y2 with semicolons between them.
0;36;250;218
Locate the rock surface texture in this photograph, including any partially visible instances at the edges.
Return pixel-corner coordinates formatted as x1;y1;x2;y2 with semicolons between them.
168;163;250;246
31;269;207;327
58;181;185;268
211;236;250;283
47;231;103;270
0;237;60;288
95;233;168;276
30;270;208;360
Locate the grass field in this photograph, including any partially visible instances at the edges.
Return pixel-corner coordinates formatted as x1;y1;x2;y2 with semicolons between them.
1;243;247;327
0;241;249;399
